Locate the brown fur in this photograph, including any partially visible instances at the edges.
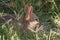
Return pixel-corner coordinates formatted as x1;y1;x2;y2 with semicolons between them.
0;5;40;33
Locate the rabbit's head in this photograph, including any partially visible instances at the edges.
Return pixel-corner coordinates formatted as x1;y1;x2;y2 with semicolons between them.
24;5;39;22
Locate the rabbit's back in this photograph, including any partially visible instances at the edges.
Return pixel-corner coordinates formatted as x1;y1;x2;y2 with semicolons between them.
0;14;16;25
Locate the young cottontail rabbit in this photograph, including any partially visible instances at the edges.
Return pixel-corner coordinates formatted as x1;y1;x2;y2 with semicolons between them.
0;5;42;33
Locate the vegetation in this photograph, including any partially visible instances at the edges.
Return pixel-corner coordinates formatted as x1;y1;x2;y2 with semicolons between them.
0;0;60;40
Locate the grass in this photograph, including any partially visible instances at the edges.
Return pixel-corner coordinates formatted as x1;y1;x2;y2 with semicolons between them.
0;0;60;40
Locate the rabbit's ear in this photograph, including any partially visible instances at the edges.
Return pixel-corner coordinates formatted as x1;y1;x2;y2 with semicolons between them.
24;5;30;21
28;6;33;15
24;4;33;14
25;6;33;21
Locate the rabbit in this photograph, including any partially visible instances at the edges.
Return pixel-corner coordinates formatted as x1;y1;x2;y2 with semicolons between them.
0;5;43;33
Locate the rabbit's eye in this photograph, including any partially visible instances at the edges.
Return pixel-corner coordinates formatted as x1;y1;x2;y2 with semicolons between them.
35;19;38;21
